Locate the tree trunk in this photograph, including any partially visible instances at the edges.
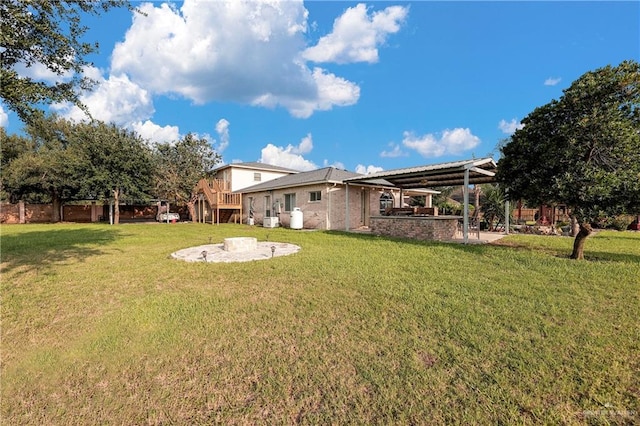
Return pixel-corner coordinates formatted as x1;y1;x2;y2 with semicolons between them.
570;222;592;260
187;192;198;223
570;216;580;237
187;201;196;223
113;188;120;225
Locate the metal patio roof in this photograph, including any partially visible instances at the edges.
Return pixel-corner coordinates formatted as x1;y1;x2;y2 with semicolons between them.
344;157;497;188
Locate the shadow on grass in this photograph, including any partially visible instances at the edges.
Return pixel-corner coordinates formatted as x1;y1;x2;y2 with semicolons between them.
492;233;640;263
595;232;640;241
325;230;488;254
579;251;640;263
330;230;640;264
0;226;123;274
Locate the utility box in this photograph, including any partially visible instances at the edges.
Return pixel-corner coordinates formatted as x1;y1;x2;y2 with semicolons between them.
263;217;279;228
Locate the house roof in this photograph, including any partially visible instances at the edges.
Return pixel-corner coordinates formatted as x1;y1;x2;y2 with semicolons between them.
213;161;300;174
344;157;497;188
240;167;395;193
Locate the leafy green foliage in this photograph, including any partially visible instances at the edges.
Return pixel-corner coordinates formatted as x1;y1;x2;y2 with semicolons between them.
1;115;85;213
73;121;155;201
431;185;458;214
0;0;131;124
497;60;640;223
153;133;221;203
1;117;156;223
0;128;33;170
479;184;510;231
497;60;640;258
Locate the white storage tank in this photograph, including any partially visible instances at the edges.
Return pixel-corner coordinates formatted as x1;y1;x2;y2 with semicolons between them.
290;207;303;229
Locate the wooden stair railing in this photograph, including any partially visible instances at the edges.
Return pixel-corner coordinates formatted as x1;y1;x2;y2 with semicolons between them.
196;179;217;206
196;179;241;208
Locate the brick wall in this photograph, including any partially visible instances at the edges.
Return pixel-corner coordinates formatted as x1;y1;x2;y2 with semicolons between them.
0;203;20;223
1;202;160;223
370;216;460;241
1;202;54;223
242;184;399;230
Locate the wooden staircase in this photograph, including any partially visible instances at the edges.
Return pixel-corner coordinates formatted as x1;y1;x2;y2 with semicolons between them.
194;179;242;224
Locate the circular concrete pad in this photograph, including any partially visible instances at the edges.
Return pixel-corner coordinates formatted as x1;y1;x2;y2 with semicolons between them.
171;241;301;263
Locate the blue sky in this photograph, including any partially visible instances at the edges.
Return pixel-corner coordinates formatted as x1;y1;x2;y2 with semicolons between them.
2;1;638;174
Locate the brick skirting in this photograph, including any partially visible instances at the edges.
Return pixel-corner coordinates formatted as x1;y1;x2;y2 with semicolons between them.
370;215;462;241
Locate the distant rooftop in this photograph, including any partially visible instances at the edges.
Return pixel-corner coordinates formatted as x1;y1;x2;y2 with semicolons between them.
213;162;301;174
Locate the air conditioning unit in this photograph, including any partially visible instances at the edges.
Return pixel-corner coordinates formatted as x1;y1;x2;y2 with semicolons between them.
263;217;279;228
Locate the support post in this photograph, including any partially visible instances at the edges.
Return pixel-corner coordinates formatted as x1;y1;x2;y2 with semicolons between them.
463;169;469;244
504;189;510;235
474;185;480;240
19;200;25;224
345;183;350;231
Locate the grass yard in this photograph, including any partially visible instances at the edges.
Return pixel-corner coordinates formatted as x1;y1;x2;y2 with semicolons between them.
1;223;639;425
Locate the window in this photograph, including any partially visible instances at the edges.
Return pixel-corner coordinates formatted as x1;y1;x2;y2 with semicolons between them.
309;191;321;202
284;193;296;212
380;192;394;214
254;172;261;182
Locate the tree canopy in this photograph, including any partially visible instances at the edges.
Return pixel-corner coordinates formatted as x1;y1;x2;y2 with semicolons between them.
497;60;640;259
1;115;86;220
154;134;221;221
1;116;222;224
71;120;155;224
0;0;130;124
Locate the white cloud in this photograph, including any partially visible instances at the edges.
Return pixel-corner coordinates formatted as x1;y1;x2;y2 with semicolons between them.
131;120;180;144
544;77;561;86
215;119;230;152
260;144;317;171
110;0;364;118
252;67;360;118
51;66;154;127
259;134;317;171
498;118;524;135
402;128;481;158
303;4;408;64
0;105;8;128
380;143;405;158
292;133;313;154
355;164;384;175
14;59;74;84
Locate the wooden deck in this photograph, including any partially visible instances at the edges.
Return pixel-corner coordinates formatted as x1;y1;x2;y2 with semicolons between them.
194;179;242;224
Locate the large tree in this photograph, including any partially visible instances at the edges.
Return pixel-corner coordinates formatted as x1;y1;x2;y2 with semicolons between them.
0;0;130;124
154;134;221;221
1;115;85;220
73;121;155;224
497;60;640;259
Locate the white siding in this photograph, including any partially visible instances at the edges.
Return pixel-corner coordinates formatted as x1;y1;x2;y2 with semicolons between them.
229;169;291;192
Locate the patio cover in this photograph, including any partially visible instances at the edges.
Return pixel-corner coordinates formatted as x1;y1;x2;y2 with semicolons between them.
344;157;501;243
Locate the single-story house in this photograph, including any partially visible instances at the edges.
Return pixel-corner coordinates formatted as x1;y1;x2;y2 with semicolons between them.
239;166;436;230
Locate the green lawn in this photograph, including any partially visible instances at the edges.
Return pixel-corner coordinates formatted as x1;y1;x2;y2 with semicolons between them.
1;223;639;425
